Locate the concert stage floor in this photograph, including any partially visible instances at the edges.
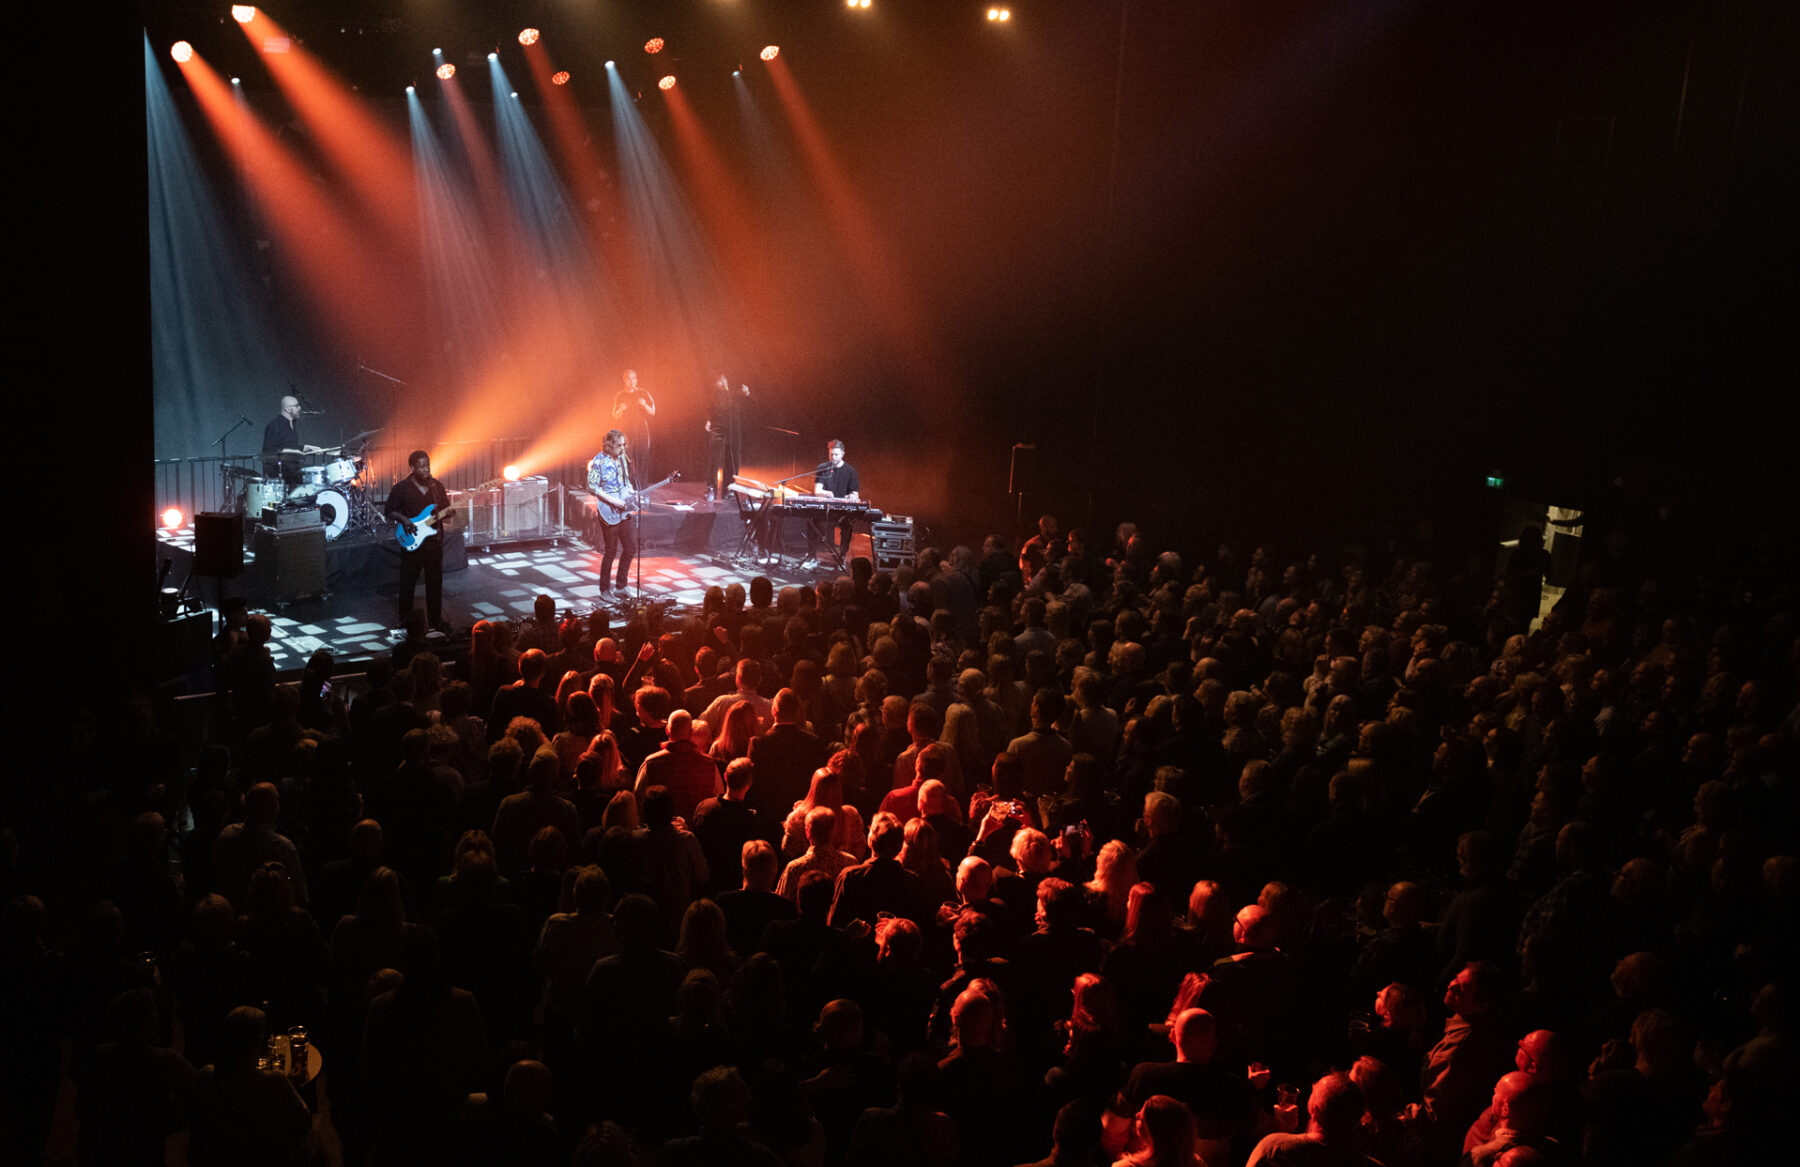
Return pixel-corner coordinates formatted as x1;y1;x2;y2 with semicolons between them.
155;510;869;675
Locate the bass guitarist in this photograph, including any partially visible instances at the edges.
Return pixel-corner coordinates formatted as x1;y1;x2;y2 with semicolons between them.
385;449;454;634
587;429;641;600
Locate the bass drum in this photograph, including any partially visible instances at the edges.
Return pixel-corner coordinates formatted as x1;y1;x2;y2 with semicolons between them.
324;457;360;484
288;485;352;540
245;480;286;515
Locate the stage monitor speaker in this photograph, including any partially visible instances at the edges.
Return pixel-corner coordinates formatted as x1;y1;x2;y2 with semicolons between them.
252;525;327;603
193;512;245;578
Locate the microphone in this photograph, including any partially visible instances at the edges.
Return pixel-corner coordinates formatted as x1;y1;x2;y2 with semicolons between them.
301;408;323;415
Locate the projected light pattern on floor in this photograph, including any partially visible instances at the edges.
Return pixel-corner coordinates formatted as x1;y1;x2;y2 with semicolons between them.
156;523;818;673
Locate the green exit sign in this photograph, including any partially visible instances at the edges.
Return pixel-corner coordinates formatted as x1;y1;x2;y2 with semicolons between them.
1484;475;1505;490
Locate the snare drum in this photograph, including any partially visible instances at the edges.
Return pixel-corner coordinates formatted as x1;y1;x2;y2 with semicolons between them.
246;481;286;514
300;465;326;486
324;458;359;485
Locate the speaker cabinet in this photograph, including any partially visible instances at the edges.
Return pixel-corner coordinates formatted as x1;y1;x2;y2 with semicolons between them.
193;512;245;578
252;524;327;602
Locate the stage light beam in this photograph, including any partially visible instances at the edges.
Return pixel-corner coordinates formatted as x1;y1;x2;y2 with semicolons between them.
518;29;539;46
170;41;193;63
658;75;676;91
760;46;780;61
437;63;456;80
231;6;256;24
503;464;522;482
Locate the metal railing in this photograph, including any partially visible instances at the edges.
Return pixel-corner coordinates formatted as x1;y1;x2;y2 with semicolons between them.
152;439;594;523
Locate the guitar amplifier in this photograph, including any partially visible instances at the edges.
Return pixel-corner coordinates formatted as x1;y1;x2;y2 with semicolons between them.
261;506;321;530
872;515;916;571
502;476;550;533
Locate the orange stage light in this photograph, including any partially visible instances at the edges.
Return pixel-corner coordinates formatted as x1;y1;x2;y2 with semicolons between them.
503;465;522;483
518;28;540;47
644;38;665;55
658;75;676;91
552;70;570;86
436;63;456;80
160;507;185;529
170;41;193;63
231;5;257;24
760;46;780;62
987;8;1012;21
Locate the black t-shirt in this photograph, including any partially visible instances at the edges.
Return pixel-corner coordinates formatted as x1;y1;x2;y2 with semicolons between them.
385;475;451;525
1120;1060;1257;1140
263;416;298;453
814;462;859;498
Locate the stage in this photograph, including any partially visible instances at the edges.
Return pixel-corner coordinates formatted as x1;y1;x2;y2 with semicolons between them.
154;482;880;676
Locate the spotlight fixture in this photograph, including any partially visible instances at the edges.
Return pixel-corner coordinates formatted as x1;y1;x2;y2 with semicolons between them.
760;45;780;61
658;75;676;90
231;5;257;23
436;62;455;79
502;465;522;483
170;41;193;63
518;28;539;46
987;7;1012;20
231;76;241;85
160;507;185;529
644;37;665;54
432;47;443;56
552;70;570;85
487;51;497;61
406;85;415;93
847;0;871;8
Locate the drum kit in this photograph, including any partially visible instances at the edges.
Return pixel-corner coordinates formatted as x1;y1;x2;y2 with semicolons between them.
224;429;383;541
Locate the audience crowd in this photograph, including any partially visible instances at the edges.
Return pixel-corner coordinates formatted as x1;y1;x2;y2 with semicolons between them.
4;517;1797;1167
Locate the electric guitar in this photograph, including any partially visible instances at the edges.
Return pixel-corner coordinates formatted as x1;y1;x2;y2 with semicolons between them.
594;470;682;525
394;503;455;551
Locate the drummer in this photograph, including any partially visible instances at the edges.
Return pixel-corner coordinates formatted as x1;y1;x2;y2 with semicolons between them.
262;395;323;487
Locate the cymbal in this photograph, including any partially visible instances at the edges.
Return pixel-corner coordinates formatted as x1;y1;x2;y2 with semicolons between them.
340;428;382;447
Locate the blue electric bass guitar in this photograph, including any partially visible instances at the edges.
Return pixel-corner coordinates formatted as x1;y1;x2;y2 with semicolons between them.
394;503;455;551
594;470;682;525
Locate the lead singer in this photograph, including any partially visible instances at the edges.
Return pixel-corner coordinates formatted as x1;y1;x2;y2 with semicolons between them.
587;429;638;599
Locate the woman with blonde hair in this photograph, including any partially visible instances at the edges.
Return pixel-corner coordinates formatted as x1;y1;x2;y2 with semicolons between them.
1086;840;1139;940
710;700;758;768
554;668;585;718
1115;1094;1204;1167
782;762;869;862
900;816;956;906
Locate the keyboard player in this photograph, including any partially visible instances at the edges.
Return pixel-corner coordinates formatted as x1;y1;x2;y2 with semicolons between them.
802;439;861;569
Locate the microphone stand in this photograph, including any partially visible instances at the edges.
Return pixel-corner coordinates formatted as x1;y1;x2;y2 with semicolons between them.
213;416;254;514
358;362;408;484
